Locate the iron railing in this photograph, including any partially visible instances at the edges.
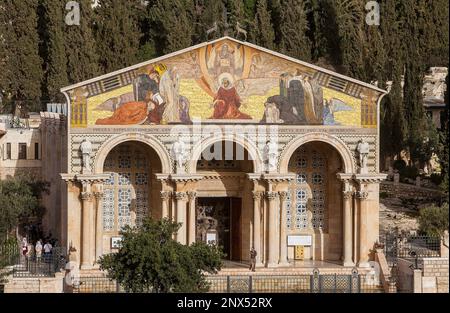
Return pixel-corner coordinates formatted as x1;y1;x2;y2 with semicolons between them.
11;247;67;278
381;232;441;266
71;269;383;293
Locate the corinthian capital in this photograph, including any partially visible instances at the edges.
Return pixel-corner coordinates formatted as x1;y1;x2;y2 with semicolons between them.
265;191;279;201
278;191;290;201
252;191;263;200
160;191;172;201
343;191;353;200
187;191;197;200
80;192;93;201
175;192;187;201
355;191;369;199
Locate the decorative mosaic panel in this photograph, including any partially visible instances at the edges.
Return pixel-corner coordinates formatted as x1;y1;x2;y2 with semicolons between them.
101;143;151;232
290;148;327;231
65;38;380;128
102;189;115;231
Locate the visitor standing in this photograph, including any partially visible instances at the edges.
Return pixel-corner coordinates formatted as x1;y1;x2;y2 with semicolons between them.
249;247;257;272
35;240;43;262
43;241;53;262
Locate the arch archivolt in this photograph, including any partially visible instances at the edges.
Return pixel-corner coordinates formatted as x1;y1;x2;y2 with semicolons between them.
93;132;172;174
279;132;356;174
187;133;264;174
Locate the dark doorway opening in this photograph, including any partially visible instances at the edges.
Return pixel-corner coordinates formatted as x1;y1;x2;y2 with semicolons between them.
196;197;242;261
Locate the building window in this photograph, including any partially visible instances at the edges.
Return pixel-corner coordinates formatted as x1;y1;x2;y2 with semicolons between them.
289;148;327;230
6;143;11;159
103;143;151;232
18;143;27;160
34;143;39;160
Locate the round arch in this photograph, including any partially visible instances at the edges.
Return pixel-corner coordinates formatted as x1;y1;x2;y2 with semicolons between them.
279;132;355;174
93;132;172;174
187;135;264;174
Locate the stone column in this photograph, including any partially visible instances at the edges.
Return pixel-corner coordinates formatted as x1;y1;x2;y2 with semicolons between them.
343;191;354;266
160;191;171;219
187;191;197;245
175;192;188;245
266;191;279;267
357;190;370;267
94;191;104;264
252;191;263;266
278;191;289;266
80;191;93;270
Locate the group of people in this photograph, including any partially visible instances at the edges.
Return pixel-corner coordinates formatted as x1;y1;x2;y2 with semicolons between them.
21;237;53;262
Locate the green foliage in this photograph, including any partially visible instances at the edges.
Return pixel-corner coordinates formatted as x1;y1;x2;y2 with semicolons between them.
251;0;275;50
279;0;311;61
95;0;142;73
99;218;223;293
418;203;449;237
0;176;49;240
393;160;407;171
430;173;443;186
399;165;419;180
379;192;389;199
64;0;100;83
0;0;43;111
39;0;69;102
0;238;18;284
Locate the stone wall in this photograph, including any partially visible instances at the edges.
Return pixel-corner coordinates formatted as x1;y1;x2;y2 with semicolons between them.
419;258;449;293
3;273;64;293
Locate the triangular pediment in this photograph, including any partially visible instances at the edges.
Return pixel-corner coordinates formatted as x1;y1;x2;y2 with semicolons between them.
63;37;385;128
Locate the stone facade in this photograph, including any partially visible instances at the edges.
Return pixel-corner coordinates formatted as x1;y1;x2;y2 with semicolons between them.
3;37;385;273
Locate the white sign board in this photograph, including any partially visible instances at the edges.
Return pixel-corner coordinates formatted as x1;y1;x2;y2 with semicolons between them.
206;232;217;246
111;236;123;249
288;235;312;246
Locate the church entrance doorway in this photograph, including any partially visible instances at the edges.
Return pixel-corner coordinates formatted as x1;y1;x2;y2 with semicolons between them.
196;197;242;261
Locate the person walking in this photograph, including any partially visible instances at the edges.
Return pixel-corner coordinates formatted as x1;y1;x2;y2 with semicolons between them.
249;247;257;272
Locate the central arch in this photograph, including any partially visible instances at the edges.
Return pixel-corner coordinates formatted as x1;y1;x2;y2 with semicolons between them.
187;135;263;174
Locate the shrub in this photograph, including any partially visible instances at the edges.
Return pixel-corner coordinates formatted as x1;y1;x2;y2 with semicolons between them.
430;173;443;186
393;160;407;171
418;203;449;237
399;165;419;180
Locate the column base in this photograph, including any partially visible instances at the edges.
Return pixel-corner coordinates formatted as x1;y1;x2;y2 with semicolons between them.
357;261;370;268
255;262;265;268
80;263;93;270
267;262;279;268
343;261;355;267
278;261;290;267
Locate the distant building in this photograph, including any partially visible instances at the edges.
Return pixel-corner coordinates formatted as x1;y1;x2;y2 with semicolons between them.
423;67;447;129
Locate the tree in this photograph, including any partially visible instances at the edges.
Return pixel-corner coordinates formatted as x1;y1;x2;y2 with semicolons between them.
0;0;43;112
148;0;194;54
418;203;449;237
39;0;69;102
0;177;48;240
438;74;449;192
99;218;223;293
251;0;275;49
329;0;365;80
95;0;142;73
278;0;311;61
64;0;100;83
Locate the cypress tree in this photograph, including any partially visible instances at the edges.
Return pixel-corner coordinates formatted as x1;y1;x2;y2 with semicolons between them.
330;0;365;80
439;74;449;190
95;0;142;73
149;0;194;54
39;0;69;102
0;0;43;112
251;0;275;49
64;0;100;83
278;0;311;61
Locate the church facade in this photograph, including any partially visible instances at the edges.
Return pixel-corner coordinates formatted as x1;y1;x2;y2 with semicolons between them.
58;37;387;270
